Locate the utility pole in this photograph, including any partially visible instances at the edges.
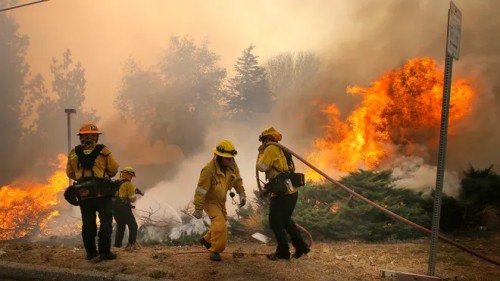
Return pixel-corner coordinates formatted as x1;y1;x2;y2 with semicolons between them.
0;0;50;12
64;109;76;185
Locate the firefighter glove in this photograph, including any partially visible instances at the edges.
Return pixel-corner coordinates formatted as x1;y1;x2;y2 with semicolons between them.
238;192;247;208
192;209;203;219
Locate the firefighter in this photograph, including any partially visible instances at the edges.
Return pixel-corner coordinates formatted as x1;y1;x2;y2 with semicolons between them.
66;121;119;261
256;127;310;260
113;166;139;250
192;139;246;262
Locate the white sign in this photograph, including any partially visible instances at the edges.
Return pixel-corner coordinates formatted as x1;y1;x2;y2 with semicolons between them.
447;1;462;60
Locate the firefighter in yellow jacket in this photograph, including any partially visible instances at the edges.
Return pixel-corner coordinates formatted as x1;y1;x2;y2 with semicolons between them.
192;139;246;262
66;121;119;261
256;127;310;260
113;166;138;250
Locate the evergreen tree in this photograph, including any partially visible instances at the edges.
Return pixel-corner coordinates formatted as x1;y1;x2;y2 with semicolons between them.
224;45;272;120
0;14;29;185
459;165;500;226
293;170;433;241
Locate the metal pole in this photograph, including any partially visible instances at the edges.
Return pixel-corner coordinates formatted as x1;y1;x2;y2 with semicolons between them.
428;38;454;278
64;109;76;185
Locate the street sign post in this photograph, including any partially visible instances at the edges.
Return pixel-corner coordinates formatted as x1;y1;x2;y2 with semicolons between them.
447;1;462;60
428;1;462;276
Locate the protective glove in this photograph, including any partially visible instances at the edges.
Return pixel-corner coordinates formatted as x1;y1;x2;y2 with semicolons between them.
192;209;203;219
238;192;247;208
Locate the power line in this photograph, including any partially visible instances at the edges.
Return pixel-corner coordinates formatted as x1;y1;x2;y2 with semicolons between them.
0;0;50;12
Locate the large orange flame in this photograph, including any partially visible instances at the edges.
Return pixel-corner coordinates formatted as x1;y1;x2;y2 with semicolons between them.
0;154;68;239
307;57;474;181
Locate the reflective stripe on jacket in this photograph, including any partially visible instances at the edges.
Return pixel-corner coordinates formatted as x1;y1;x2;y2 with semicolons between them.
194;157;245;210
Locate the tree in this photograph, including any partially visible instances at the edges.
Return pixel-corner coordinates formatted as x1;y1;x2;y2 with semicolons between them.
265;51;320;100
459;165;500;227
0;14;30;185
22;49;95;163
115;35;226;156
264;52;321;138
224;45;272;120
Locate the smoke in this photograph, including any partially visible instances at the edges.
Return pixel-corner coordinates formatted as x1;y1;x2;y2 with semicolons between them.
3;1;499;226
273;1;500;194
389;156;461;198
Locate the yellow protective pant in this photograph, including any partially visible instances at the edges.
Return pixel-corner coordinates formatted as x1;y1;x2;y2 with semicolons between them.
203;203;227;253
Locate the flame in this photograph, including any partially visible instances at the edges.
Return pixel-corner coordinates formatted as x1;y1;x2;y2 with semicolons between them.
0;154;68;239
307;57;474;181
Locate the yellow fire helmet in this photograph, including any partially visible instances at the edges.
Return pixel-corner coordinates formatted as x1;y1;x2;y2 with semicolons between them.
121;166;136;177
258;127;282;142
77;121;102;135
213;139;238;158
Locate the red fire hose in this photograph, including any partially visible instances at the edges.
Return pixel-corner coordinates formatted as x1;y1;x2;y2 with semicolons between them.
267;141;499;267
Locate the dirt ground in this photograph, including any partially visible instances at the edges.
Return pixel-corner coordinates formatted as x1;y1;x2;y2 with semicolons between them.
0;232;499;281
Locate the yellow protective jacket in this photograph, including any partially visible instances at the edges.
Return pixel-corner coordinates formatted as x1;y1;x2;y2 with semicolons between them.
193;157;245;211
116;180;137;203
66;144;119;181
256;144;298;195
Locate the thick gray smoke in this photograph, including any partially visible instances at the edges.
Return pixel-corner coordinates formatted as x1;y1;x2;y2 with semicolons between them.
2;0;498;208
274;0;500;175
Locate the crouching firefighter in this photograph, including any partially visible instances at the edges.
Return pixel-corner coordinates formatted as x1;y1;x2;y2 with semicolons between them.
112;166;139;250
66;121;119;261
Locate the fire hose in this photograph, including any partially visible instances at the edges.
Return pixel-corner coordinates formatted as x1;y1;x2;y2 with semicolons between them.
265;141;499;267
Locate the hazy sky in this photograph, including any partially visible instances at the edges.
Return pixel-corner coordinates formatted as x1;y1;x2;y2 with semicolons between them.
10;0;356;118
4;0;499;211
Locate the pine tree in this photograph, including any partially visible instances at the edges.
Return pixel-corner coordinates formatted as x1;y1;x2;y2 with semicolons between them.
225;45;272;120
459;165;500;227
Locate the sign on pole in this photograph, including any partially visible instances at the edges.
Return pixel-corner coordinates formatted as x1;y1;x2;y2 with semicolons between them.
447;1;462;60
428;1;462;276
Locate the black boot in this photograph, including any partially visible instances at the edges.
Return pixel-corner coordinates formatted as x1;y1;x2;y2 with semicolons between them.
85;250;98;261
209;252;222;262
292;247;310;259
97;252;117;261
266;252;290;261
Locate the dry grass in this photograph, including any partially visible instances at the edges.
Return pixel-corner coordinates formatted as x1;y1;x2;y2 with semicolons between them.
0;232;499;281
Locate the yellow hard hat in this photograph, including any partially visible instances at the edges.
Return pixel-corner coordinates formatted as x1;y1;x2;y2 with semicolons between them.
77;121;102;135
213;139;238;158
259;127;282;142
121;166;136;177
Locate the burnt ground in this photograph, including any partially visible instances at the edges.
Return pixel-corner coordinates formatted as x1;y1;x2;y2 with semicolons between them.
0;232;499;281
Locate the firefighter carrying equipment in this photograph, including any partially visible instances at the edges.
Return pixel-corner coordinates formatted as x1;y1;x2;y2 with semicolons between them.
258;127;282;142
77;121;102;135
213;139;238;158
66;143;119;200
257;142;296;196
